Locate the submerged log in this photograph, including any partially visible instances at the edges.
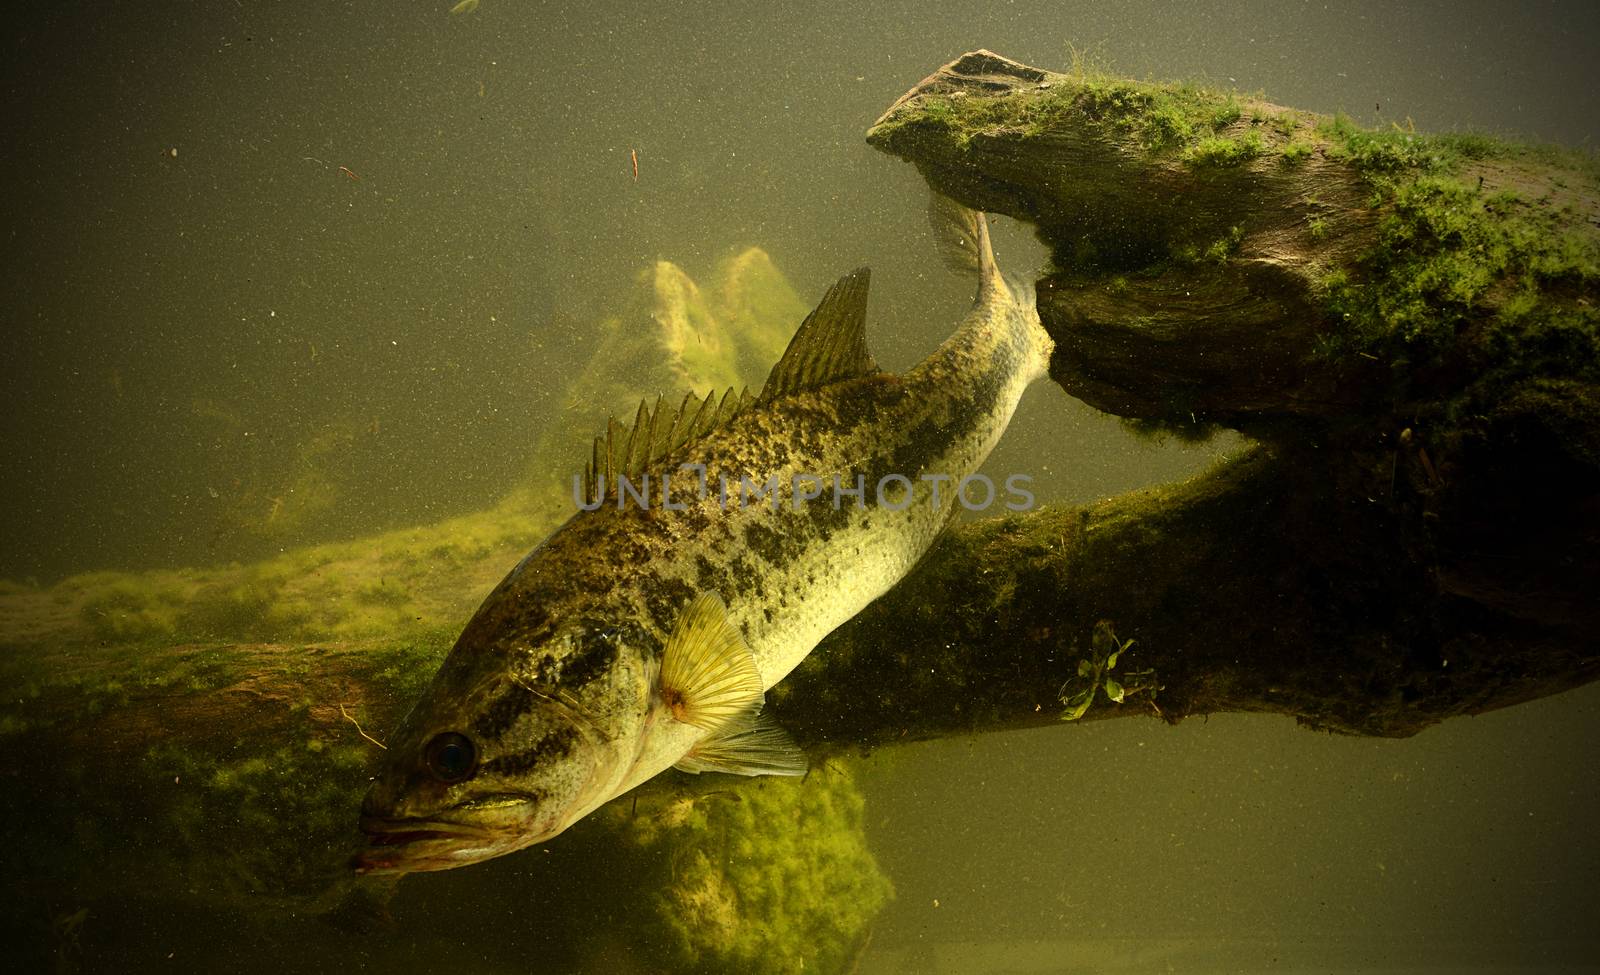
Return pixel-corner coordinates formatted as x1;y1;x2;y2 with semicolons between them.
6;443;1597;913
868;50;1600;428
857;50;1600;726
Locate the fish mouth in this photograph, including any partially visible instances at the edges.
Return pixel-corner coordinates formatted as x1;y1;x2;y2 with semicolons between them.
354;798;542;875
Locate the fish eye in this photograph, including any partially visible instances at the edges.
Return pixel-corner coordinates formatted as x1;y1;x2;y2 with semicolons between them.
423;732;477;783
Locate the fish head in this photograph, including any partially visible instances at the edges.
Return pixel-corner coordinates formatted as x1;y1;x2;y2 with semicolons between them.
355;618;648;875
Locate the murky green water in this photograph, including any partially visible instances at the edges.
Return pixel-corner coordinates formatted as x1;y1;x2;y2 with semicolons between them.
3;1;1597;972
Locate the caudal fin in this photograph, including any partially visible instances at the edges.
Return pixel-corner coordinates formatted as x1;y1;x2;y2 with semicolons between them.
927;192;1004;305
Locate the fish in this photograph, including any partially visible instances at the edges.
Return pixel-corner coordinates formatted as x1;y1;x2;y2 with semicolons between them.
355;197;1054;875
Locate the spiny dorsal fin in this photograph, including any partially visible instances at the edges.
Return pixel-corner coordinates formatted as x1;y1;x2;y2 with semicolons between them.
581;385;753;506
757;268;877;404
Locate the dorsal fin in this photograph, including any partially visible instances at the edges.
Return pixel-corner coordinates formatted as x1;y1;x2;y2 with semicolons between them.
757;268;877;404
581;385;754;506
579;267;874;507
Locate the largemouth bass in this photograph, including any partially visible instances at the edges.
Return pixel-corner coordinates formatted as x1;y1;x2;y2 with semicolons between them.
356;201;1053;874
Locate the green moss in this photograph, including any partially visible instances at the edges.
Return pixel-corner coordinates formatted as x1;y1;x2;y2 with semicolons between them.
1184;129;1266;167
1313;138;1600;460
1266;110;1302;139
1324;175;1599;355
1171;225;1245;266
1281;139;1315;164
1206;225;1245;262
878;73;1252;156
1208;92;1243;129
1312;113;1559;187
613;767;891;974
79;580;181;643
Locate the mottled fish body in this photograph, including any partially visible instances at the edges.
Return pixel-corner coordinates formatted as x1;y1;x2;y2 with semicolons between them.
357;202;1052;874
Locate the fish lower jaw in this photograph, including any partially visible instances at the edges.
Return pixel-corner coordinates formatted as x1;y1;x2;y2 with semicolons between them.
353;815;545;875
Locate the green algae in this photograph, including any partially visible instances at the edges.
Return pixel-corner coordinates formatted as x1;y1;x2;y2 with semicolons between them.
7;488;563;651
79;579;186;643
0;630;453;909
1280;139;1315;165
1184;129;1266;167
153;739;376;899
880;70;1251;156
608;766;891;974
1312;134;1600;442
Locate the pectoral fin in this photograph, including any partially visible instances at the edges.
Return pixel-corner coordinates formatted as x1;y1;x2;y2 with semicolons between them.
657;591;764;730
675;712;807;777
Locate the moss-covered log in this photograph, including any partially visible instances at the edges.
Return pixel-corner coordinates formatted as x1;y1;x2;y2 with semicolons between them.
868;50;1600;429
7;442;1597;919
857;50;1600;733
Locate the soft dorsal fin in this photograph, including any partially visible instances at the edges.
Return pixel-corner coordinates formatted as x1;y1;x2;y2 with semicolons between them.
656;591;764;731
582;385;754;506
757;268;877;404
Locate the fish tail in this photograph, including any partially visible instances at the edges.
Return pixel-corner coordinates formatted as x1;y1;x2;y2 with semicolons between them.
927;192;984;276
1014;290;1052;382
927;191;1005;300
929;192;1053;380
972;204;1006;304
997;234;1052;381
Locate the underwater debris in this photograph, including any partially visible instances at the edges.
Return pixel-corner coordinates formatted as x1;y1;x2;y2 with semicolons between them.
338;703;387;750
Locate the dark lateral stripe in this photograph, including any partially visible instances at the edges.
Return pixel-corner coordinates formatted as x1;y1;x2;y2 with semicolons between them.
480;728;577;777
562;626;623;687
472;683;537;740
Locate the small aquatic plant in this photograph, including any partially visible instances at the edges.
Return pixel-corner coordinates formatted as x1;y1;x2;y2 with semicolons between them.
1058;620;1160;720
